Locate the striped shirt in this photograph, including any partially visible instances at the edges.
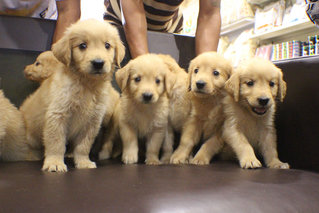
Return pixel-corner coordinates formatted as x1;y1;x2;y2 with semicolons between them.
104;0;184;33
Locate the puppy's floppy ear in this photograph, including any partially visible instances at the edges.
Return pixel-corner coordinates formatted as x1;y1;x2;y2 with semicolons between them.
165;70;176;98
115;63;130;91
277;69;287;102
187;70;192;91
225;72;240;102
51;36;71;66
114;39;125;68
158;54;181;73
225;61;233;80
187;60;196;91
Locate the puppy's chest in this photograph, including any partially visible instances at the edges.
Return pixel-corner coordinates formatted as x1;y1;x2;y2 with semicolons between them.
204;105;224;136
69;92;102;113
128;104;168;137
238;117;270;145
194;100;223;127
67;89;106;134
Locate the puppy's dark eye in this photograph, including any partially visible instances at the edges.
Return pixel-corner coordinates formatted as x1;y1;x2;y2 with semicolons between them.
269;81;275;87
246;81;254;87
79;43;87;50
156;78;160;84
213;70;219;76
35;62;40;66
134;77;141;83
194;68;199;74
105;42;111;49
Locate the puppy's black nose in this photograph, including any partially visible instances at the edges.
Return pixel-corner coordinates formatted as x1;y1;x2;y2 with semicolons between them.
142;93;153;102
258;97;269;106
196;81;206;89
91;59;105;70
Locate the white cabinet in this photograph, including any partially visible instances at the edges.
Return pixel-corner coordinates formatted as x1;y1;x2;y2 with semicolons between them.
250;19;319;45
221;17;255;36
221;18;318;44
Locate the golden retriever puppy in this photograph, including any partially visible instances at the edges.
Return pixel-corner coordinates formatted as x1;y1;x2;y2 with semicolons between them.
157;54;191;163
24;51;61;83
0;90;37;161
115;54;175;165
98;55;188;162
170;52;232;164
222;57;289;169
20;19;125;172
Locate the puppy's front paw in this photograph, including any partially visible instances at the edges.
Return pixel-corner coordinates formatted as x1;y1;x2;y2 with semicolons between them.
160;154;172;164
76;160;97;169
42;158;67;172
122;151;138;164
99;141;113;160
99;149;111;160
145;157;162;165
170;152;189;164
190;156;210;165
268;160;290;169
240;157;262;169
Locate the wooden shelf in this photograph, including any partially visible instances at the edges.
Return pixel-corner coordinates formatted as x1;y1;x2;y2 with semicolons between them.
250;19;317;42
221;17;255;36
273;55;319;63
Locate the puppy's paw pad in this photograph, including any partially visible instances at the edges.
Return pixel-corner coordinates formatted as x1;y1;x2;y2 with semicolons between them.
76;160;97;169
268;161;290;169
42;161;67;172
240;158;262;169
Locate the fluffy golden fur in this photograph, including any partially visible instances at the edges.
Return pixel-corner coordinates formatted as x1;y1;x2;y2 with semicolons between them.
111;54;175;165
20;19;125;172
97;87;120;160
24;51;61;83
222;57;289;169
98;55;188;162
157;54;191;163
0;90;37;161
170;52;232;164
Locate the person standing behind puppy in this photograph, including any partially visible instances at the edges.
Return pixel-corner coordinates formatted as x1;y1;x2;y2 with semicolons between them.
0;0;57;19
52;0;81;43
54;0;221;57
0;0;81;44
105;0;221;58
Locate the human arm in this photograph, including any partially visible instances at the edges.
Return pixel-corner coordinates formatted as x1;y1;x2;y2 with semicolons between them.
121;0;149;58
195;0;221;55
52;0;81;44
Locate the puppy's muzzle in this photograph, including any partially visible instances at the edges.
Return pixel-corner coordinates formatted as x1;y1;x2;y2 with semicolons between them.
24;66;33;78
24;68;30;76
252;97;270;115
142;92;153;103
91;59;105;73
196;80;206;90
258;97;269;106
